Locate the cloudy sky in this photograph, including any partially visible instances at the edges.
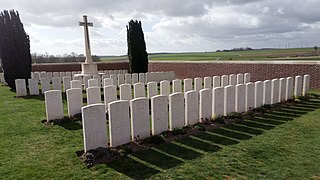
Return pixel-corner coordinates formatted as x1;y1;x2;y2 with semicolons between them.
1;0;320;56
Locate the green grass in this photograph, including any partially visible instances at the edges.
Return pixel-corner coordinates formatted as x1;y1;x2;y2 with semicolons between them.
1;85;320;179
100;47;320;62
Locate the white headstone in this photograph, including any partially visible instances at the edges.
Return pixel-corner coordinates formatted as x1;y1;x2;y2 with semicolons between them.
185;90;199;125
286;77;294;100
263;80;272;105
66;88;83;116
302;74;310;96
204;77;212;89
86;87;101;105
103;78;113;87
235;84;245;113
244;73;251;83
72;71;78;79
110;74;117;86
169;92;185;130
199;89;212;121
254;81;263;108
120;84;132;100
151;95;169;135
237;73;244;84
88;79;99;87
0;73;5;83
279;78;286;101
32;72;40;83
41;78;51;94
245;82;255;111
212;76;221;88
83;75;91;89
82;103;108;152
66;72;72;77
194;77;203;92
224;85;235;116
147;82;158;98
118;74;125;86
53;72;59;78
63;76;72;92
271;79;280;104
59;72;66;78
160;80;170;95
134;83;145;98
52;77;62;91
73;75;82;82
52;77;62;90
70;80;82;89
15;79;27;97
28;78;39;95
108;100;131;147
184;78;193;93
45;90;64;121
132;73;139;84
93;75;101;88
173;79;182;93
212;87;224;117
294;75;303;98
47;72;52;82
103;85;117;112
125;74;132;84
40;72;47;79
139;73;145;84
229;74;237;85
130;97;150;140
221;75;229;87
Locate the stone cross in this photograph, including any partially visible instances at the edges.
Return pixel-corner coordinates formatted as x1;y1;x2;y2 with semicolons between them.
79;15;93;64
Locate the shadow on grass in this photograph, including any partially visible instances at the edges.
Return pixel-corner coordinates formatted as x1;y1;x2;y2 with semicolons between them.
57;121;82;130
105;98;320;179
21;93;69;103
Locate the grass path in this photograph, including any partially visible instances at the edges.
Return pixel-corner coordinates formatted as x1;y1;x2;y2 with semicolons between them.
1;85;320;179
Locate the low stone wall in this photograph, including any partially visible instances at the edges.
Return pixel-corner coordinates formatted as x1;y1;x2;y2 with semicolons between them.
31;61;320;89
148;61;320;89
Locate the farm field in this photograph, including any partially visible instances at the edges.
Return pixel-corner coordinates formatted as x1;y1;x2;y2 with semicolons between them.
99;48;320;62
1;84;320;179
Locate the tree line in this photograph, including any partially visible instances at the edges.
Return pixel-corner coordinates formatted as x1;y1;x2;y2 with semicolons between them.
0;9;149;90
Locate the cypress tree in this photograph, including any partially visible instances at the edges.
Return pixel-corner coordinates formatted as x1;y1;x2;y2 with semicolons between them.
126;20;148;73
0;10;32;90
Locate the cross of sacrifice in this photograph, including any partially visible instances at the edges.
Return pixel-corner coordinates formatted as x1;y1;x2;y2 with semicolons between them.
79;15;93;64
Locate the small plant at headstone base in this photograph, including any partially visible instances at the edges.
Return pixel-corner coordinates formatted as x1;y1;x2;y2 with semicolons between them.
226;112;242;119
126;20;148;73
193;124;206;131
0;10;32;90
212;115;226;124
143;135;165;145
172;127;188;136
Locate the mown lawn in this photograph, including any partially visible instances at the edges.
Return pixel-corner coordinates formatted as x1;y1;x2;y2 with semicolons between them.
99;48;320;62
1;84;320;179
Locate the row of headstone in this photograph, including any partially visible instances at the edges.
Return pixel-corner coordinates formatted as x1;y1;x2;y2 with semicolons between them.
68;73;250;113
13;71;176;97
79;74;310;151
44;74;310;151
31;70;128;83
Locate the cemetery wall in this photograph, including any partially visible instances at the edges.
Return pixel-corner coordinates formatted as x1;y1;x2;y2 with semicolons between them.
31;61;320;89
149;62;320;89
